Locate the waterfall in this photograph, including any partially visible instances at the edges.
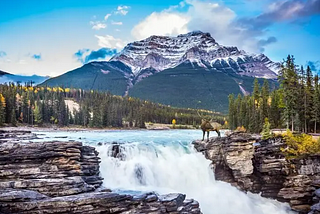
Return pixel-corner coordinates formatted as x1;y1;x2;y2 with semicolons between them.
96;138;294;214
35;130;295;214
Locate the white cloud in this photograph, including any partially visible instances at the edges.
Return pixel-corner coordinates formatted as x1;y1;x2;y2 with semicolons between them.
104;13;111;21
131;0;276;53
115;5;130;15
0;48;90;77
90;21;107;30
18;59;27;65
111;21;123;25
95;35;126;50
280;2;304;20
131;12;189;40
184;0;242;48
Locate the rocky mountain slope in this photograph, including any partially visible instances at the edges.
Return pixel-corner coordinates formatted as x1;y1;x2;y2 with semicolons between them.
41;31;280;112
111;31;279;80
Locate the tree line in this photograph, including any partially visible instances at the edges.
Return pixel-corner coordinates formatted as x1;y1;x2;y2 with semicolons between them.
0;84;224;128
228;55;320;133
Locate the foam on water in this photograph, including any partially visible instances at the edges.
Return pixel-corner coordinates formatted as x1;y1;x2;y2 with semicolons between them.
34;130;295;214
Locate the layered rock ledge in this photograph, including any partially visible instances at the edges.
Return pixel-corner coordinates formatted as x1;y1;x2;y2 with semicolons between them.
193;132;320;213
0;130;201;214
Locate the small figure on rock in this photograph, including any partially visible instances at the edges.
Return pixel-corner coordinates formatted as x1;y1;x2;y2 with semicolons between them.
200;117;221;141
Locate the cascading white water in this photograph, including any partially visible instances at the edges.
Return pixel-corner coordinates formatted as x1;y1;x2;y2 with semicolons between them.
34;130;295;214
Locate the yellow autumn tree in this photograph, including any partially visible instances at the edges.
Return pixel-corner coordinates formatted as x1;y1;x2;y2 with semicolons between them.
0;93;5;125
0;94;6;107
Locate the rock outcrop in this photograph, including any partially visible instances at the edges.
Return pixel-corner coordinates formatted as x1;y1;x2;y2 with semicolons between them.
0;130;38;142
193;132;320;213
0;130;201;214
0;189;201;214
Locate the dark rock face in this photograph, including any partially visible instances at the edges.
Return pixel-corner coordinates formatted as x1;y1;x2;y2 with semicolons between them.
193;132;320;213
0;130;201;214
0;141;103;196
108;143;126;160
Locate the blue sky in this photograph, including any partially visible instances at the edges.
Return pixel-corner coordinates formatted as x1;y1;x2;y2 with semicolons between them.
0;0;319;76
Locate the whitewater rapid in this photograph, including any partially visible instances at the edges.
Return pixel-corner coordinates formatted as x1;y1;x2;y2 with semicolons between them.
34;130;295;214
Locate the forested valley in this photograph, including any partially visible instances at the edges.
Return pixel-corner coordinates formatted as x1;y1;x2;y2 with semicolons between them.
0;84;224;128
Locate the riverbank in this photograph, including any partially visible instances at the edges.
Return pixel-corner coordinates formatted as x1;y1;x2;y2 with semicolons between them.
0;122;197;132
0;125;142;132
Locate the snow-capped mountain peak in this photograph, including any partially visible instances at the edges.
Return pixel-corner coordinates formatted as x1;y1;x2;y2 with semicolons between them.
110;31;280;79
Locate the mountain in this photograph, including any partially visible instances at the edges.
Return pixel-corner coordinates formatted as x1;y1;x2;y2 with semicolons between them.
0;70;9;76
41;31;280;113
0;70;49;85
41;61;132;95
111;31;280;81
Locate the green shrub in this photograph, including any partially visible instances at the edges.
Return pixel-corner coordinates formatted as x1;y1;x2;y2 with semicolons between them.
281;130;320;158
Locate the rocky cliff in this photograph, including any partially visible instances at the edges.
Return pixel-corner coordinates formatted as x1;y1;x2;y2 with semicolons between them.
193;132;320;213
0;130;201;214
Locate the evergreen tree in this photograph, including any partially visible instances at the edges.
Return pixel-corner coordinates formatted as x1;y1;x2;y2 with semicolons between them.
240;96;247;129
34;101;42;125
261;79;270;121
228;94;235;130
253;78;260;108
305;65;314;132
312;75;320;133
261;118;272;140
279;55;299;131
91;103;103;128
269;90;282;128
296;66;306;132
11;108;16;126
235;94;242;128
250;79;260;132
247;96;255;132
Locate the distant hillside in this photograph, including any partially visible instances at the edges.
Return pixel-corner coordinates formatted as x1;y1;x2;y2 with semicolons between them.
40;61;132;96
0;70;48;85
0;70;9;75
